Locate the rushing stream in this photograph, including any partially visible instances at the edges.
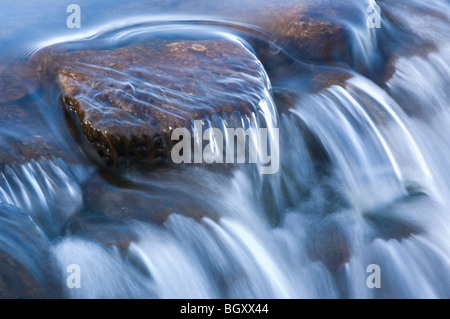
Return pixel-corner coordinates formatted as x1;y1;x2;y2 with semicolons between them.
0;0;449;298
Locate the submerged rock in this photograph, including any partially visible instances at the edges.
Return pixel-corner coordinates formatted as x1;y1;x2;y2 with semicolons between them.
146;0;357;63
35;37;273;167
247;1;351;62
0;61;40;104
63;212;138;255
0;203;62;298
82;171;220;224
0;62;90;170
306;219;351;273
363;193;424;241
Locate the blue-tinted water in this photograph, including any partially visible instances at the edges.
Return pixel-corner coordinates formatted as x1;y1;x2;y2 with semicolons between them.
0;0;449;298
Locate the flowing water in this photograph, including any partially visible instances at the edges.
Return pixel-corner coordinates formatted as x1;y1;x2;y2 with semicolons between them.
0;0;449;298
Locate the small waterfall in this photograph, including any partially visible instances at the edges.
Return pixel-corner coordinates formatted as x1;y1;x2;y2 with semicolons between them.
0;203;62;298
0;0;449;299
0;157;92;238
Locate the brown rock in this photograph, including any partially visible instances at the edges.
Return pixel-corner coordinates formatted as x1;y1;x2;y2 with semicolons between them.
35;37;272;166
247;1;349;62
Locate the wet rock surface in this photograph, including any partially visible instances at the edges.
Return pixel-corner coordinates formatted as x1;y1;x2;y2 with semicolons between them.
246;1;352;63
306;219;351;273
35;38;272;166
0;203;62;298
0;97;77;169
0;57;91;169
63;212;138;254
82;171;220;224
363;193;425;241
140;0;359;63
